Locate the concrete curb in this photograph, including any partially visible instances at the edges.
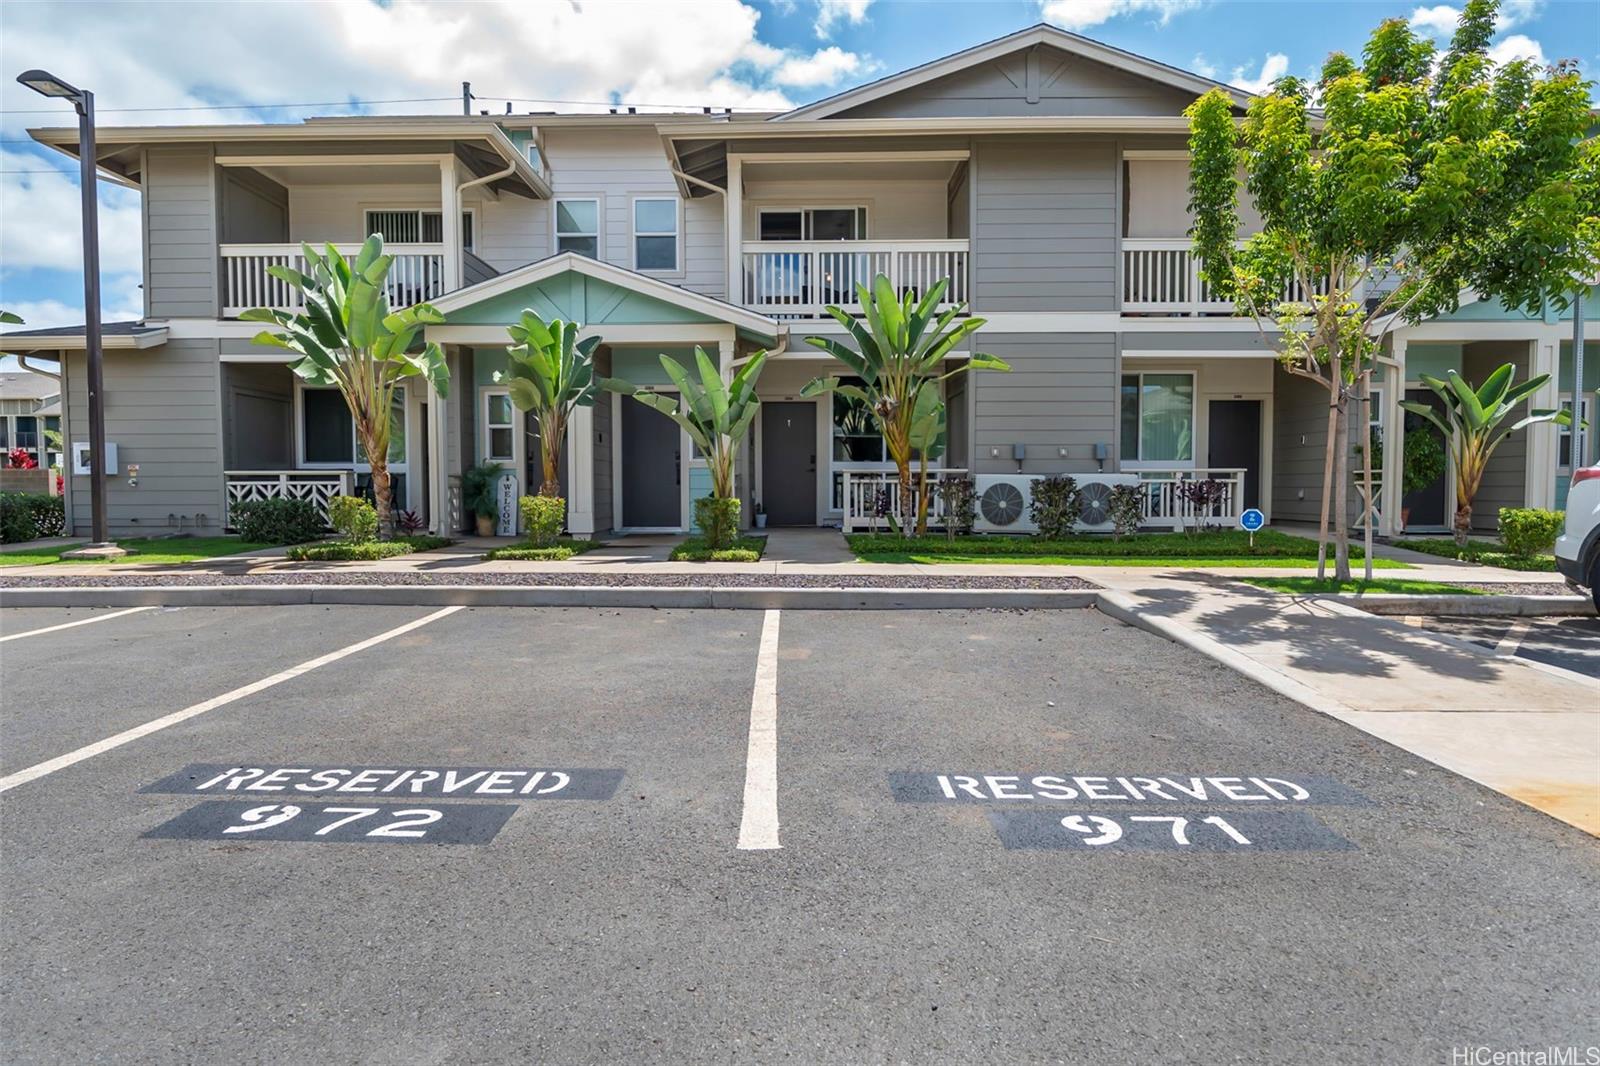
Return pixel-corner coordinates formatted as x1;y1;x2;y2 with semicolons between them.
1318;593;1595;617
0;583;1101;612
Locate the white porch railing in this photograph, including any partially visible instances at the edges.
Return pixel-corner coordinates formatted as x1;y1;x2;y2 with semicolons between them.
1137;468;1246;530
1121;238;1332;315
221;243;446;317
225;470;355;529
742;240;969;319
841;469;968;533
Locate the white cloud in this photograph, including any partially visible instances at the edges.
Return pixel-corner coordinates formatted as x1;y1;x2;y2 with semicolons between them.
1039;0;1202;31
0;150;143;278
814;0;871;38
2;287;145;331
1190;53;1219;80
1231;53;1291;94
1487;33;1546;65
1408;0;1542;38
771;46;867;88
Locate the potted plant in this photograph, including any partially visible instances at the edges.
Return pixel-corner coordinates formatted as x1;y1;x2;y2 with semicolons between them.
754;499;767;529
1399;427;1447;531
461;461;504;537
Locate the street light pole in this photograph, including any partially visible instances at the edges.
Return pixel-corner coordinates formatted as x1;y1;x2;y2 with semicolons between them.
17;69;120;554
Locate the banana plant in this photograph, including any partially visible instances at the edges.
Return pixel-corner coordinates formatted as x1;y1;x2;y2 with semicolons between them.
242;237;448;537
497;311;602;498
801;274;1007;536
602;346;767;502
1400;364;1568;546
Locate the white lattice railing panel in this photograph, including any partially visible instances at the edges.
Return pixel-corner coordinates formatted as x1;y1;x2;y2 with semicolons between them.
222;243;445;317
225;470;355;529
1136;468;1246;530
841;469;969;533
1124;239;1334;315
741;241;968;320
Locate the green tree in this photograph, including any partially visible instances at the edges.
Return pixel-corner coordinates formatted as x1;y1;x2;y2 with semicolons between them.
497;311;602;498
801;274;1008;535
243;237;448;536
1402;365;1567;544
1186;0;1596;579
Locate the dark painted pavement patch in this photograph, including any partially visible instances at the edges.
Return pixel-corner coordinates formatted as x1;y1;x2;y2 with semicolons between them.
143;800;519;845
988;808;1358;851
887;770;1373;805
140;763;624;800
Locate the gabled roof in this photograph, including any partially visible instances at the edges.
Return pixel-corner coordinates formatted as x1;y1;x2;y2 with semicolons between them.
428;252;783;340
777;23;1252;122
0;321;169;353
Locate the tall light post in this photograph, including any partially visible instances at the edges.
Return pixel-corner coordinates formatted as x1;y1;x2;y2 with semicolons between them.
17;69;121;555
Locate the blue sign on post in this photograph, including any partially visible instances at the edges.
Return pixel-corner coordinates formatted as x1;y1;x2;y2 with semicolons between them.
1239;508;1265;531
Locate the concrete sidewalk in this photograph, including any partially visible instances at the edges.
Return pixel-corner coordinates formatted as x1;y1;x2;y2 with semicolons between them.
1094;570;1600;836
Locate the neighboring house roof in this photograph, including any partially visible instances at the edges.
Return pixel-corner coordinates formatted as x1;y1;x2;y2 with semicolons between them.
428;252;783;343
0;321;169;353
776;22;1253;122
0;371;60;402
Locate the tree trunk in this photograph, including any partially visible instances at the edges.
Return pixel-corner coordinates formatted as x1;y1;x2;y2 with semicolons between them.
1332;394;1352;583
539;413;563;498
915;452;931;536
1316;397;1338;581
896;460;915;538
370;460;394;541
1360;378;1374;583
1453;501;1473;547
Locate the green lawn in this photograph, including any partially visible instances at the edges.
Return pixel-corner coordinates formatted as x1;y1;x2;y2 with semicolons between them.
671;536;767;562
1244;576;1480;595
1396;537;1557;572
0;536;271;567
849;529;1410;569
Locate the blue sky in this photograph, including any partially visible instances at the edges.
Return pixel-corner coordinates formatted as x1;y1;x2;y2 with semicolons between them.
0;0;1595;358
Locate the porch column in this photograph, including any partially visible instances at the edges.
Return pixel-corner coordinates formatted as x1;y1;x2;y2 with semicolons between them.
1525;334;1560;511
725;156;742;308
567;405;596;537
428;345;452;536
439;157;461;293
1380;336;1407;537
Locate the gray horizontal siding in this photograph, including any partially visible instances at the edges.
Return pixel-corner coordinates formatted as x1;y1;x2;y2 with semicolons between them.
970;333;1117;473
973;138;1116;313
144;146;218;318
64;339;225;537
1125;331;1279;353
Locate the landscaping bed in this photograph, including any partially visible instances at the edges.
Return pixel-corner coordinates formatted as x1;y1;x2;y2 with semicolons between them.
1393;537;1557;572
285;535;451;561
0;536;272;567
484;539;604;562
849;529;1408;568
1243;576;1481;596
670;535;767;562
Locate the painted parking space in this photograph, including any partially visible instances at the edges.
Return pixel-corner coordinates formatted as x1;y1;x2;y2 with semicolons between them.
0;605;440;776
1;603;1595;1061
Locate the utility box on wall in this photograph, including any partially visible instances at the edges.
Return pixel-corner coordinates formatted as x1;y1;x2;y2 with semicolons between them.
70;441;118;476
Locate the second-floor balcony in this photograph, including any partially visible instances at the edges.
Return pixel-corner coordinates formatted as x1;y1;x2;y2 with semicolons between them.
1122;237;1332;316
740;240;969;320
221;242;448;317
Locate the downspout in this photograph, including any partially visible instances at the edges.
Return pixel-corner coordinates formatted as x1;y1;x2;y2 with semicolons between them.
455;159;519;277
15;354;61;383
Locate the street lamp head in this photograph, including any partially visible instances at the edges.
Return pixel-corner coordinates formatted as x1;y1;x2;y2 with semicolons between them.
16;69;84;103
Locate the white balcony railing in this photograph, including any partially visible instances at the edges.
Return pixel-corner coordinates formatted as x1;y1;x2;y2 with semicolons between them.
1122;238;1331;316
742;240;968;320
1136;468;1246;530
225;470;354;529
221;243;446;317
841;469;970;533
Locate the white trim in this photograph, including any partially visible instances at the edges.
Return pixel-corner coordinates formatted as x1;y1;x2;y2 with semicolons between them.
630;194;682;275
775;24;1252;122
1122;149;1191;161
1118;369;1198;469
754;204;868;241
428;323;739;346
479;387;516;463
1121;349;1274;359
361;204;478;254
552;194;603;257
0;328;167;352
737;149;969;164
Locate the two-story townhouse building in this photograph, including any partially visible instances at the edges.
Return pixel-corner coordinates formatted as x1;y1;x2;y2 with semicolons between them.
6;24;1594;542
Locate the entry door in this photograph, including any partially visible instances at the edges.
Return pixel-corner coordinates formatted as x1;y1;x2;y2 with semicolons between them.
1206;399;1262;510
1402;389;1448;528
621;400;680;528
762;402;817;526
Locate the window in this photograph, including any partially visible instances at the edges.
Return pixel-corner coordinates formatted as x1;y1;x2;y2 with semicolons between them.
757;207;867;241
556;199;599;256
302;387;405;466
364;209;474;252
14;416;38;451
482;390;515;462
827;384;940;509
633;198;679;271
1119;373;1194;464
1559;395;1590;469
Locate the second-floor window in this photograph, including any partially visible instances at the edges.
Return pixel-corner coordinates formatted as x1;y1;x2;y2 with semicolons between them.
556;199;599;257
757;207;867;241
365;209;475;252
633;198;679;272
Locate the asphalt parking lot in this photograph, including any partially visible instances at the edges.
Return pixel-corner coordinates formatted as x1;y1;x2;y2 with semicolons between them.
1;603;1595;1063
1408;614;1600;680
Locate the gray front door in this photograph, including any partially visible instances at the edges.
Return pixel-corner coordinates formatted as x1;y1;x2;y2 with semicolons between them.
1207;399;1262;510
622;400;679;528
761;402;817;526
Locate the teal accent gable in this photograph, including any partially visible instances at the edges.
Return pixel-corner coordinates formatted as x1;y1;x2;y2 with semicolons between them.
1553;286;1600;322
1405;343;1463;381
610;347;703;387
446;270;726;327
1418;287;1599;325
472;346;510;388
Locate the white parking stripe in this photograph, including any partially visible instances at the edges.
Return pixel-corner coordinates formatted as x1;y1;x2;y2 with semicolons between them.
737;609;782;851
0;605;463;795
1494;621;1532;657
0;606;158;644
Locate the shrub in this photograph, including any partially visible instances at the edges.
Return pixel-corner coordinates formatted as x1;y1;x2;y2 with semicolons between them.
936;475;976;540
519;494;566;547
1498;507;1563;559
671;535;765;562
229;498;322;545
461;462;503;521
0;491;64;543
395;509;425;535
1403;428;1447;496
1107;484;1143;540
7;447;37;470
693;495;741;550
285;534;450;561
1174;477;1228;532
327;494;379;544
1028;476;1081;539
484;541;603;562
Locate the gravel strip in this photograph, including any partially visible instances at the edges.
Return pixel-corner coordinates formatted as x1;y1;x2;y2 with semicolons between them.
1443;581;1578;596
0;571;1098;591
